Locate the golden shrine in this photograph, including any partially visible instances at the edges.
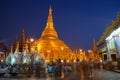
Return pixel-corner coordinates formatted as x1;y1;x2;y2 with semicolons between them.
31;6;73;61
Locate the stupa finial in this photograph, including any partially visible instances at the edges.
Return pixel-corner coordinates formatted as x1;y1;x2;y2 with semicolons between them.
49;5;52;15
41;5;58;39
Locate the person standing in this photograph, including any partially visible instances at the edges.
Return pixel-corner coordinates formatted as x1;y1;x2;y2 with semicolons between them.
55;59;63;79
89;59;94;77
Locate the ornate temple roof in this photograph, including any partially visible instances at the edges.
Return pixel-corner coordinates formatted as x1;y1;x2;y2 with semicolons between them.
12;28;29;53
19;28;27;52
97;13;120;46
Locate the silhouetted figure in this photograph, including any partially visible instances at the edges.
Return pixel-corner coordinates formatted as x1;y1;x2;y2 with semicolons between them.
82;60;90;77
47;61;56;79
35;63;40;77
88;59;94;77
55;59;63;79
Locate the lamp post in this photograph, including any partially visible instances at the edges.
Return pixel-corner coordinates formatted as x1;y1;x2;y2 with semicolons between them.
79;49;83;61
80;49;82;53
30;38;34;43
29;38;34;53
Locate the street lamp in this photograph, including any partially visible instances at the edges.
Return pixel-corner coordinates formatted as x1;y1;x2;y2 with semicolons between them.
30;38;34;43
29;38;34;53
88;50;92;53
79;49;82;52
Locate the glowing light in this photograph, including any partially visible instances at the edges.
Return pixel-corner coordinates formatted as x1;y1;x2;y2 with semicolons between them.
67;60;69;63
61;60;63;63
74;59;76;63
100;59;102;63
11;57;15;65
80;49;82;52
37;44;41;51
47;50;51;53
1;60;3;62
23;58;29;63
61;47;64;50
30;38;34;42
88;50;92;53
106;26;120;41
30;6;73;61
35;56;40;63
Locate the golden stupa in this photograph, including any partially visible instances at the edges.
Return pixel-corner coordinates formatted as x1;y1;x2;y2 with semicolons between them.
31;6;73;61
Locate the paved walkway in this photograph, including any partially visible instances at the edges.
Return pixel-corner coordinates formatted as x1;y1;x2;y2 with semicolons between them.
93;69;120;80
0;69;120;80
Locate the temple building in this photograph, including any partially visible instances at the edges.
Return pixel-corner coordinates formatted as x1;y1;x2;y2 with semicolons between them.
19;28;27;52
12;28;31;53
97;14;120;64
0;41;8;62
31;6;73;61
6;28;45;64
5;6;75;65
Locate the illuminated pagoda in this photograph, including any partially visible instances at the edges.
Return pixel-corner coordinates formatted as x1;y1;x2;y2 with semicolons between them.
6;28;46;65
31;6;73;61
12;28;27;53
19;28;27;52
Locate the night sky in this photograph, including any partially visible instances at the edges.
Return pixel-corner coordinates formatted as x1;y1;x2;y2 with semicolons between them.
0;0;120;50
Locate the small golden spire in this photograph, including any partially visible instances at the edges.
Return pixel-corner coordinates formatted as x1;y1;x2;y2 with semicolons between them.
19;28;26;52
49;5;52;15
15;42;19;53
47;5;53;23
20;28;25;42
10;45;13;53
93;39;97;53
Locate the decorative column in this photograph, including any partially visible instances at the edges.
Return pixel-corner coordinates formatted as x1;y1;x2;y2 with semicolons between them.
114;35;120;58
106;41;112;61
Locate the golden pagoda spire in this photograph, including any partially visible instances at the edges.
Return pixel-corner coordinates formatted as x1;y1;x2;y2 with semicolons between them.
19;28;26;52
31;6;72;61
12;34;19;53
15;42;19;53
41;6;58;39
10;45;13;53
93;39;97;53
25;43;29;53
20;28;25;42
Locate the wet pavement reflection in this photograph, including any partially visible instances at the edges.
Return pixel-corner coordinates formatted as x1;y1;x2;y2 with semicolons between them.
1;63;120;80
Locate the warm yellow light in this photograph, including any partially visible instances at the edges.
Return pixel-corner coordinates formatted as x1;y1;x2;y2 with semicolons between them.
61;47;64;50
30;38;34;42
80;49;82;52
88;50;92;53
37;44;41;51
47;50;51;53
30;6;73;61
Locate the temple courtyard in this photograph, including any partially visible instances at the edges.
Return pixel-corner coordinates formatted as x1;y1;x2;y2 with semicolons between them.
0;69;120;80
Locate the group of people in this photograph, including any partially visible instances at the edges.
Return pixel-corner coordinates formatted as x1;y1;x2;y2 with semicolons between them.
46;59;63;78
0;58;96;79
46;59;73;79
46;59;95;79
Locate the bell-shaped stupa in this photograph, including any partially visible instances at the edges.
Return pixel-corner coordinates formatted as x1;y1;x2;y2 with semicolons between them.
31;6;73;61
